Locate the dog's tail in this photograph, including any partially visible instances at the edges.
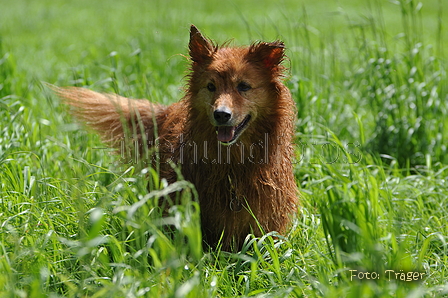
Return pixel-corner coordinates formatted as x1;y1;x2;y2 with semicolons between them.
52;86;164;151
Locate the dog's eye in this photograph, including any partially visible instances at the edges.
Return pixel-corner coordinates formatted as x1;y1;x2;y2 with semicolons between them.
207;83;216;92
237;82;251;92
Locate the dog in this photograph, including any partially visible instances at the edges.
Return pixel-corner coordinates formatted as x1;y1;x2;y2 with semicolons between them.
54;25;299;250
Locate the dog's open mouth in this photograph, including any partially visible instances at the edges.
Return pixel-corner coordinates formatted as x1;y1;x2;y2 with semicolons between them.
216;115;251;144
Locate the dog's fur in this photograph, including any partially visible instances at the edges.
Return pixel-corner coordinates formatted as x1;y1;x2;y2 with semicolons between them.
54;25;298;250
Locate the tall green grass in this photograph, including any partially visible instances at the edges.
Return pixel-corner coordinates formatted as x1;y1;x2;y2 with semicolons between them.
289;0;447;168
1;0;447;297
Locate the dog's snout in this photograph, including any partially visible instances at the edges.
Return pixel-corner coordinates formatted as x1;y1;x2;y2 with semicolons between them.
214;108;232;125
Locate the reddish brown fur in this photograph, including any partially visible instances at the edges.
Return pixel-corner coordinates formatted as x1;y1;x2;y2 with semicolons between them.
54;25;299;250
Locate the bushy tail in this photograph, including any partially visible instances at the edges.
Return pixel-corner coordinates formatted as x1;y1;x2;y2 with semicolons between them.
52;86;164;151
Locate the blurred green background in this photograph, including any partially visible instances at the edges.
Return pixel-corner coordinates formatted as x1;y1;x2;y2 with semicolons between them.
1;0;446;85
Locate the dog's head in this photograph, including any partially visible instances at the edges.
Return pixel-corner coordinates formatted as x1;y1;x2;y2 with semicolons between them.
187;25;287;145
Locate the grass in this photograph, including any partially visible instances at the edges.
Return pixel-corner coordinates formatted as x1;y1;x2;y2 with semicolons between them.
1;0;447;297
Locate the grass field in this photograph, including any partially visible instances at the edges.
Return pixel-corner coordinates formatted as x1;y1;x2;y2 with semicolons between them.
1;0;447;297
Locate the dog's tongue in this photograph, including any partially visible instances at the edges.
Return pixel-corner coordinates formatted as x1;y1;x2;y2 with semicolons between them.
217;126;235;143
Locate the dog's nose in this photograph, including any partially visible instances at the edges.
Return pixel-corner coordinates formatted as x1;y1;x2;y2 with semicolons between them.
214;108;232;125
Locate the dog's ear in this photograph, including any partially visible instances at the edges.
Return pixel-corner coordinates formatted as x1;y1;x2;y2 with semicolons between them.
248;41;285;70
189;25;215;64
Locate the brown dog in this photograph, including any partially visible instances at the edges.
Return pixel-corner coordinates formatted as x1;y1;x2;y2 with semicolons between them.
55;25;298;250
